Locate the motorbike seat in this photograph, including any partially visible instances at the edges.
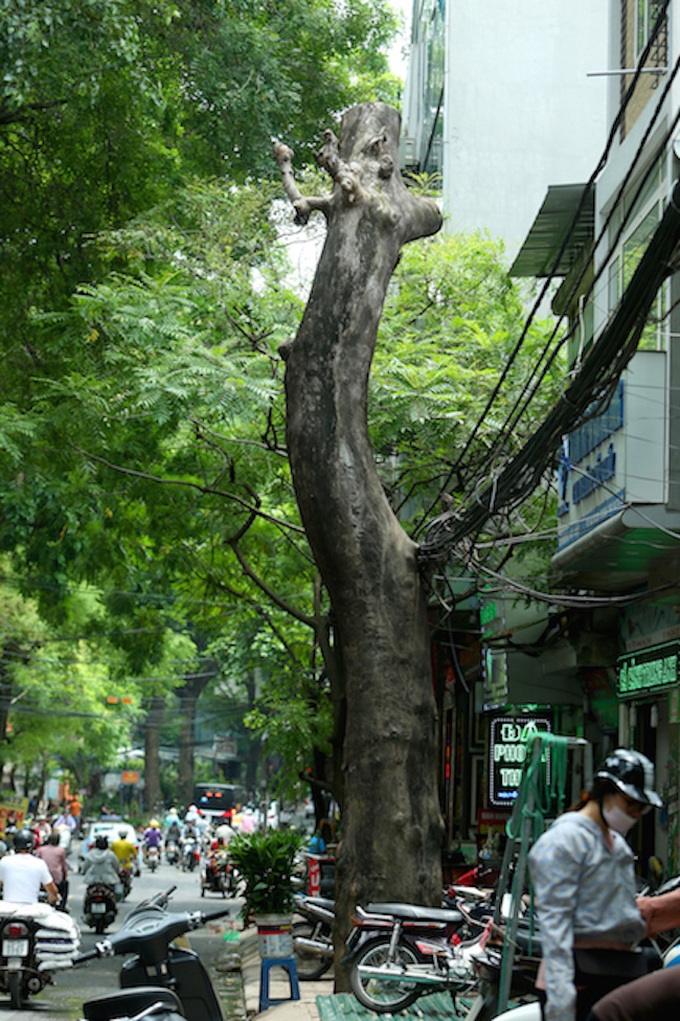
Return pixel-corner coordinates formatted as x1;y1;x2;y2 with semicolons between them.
365;903;462;923
83;986;183;1021
301;897;334;910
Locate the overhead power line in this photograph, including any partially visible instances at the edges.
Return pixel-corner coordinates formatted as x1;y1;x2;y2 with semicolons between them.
418;179;680;564
412;0;673;535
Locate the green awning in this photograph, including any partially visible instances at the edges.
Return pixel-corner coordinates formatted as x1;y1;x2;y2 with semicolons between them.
510;183;594;278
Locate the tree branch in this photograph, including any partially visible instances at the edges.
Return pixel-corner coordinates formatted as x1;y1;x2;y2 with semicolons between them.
227;537;317;628
76;447;305;534
273;141;333;224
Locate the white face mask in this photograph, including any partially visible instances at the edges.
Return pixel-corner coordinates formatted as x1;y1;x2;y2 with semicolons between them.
602;801;637;835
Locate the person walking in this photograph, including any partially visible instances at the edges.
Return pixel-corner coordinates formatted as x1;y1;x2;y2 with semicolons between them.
528;749;663;1021
36;832;69;909
0;830;59;905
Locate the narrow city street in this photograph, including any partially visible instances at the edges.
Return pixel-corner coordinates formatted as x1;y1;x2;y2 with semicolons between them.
0;845;245;1021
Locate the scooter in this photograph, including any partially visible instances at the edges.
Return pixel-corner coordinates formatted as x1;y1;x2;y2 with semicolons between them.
82;988;185;1021
73;887;232;1021
83;883;118;934
119;864;133;900
0;903;80;1008
292;892;334;980
165;840;180;866
145;846;160;872
180;838;199;872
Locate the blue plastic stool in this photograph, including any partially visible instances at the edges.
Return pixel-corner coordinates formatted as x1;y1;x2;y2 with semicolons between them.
259;955;300;1012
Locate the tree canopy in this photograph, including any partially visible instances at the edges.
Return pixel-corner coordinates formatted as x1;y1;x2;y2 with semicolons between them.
0;2;561;808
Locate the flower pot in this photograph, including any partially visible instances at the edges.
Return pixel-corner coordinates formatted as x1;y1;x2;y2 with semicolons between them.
255;913;294;958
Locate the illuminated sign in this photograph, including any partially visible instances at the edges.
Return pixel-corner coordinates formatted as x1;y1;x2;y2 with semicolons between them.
618;642;679;695
489;715;552;807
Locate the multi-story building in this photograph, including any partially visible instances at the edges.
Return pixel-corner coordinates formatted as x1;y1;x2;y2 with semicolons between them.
401;0;609;263
403;1;680;869
512;0;680;869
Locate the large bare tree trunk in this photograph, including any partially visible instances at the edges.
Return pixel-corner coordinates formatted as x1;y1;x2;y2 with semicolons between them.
276;103;444;981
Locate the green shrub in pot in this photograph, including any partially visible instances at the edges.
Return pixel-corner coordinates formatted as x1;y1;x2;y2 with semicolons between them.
229;828;304;919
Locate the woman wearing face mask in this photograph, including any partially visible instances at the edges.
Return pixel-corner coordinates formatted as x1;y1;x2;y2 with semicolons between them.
528;748;663;1021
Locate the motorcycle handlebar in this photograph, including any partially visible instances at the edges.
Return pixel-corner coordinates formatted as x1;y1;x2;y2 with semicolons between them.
73;940;112;965
200;906;235;923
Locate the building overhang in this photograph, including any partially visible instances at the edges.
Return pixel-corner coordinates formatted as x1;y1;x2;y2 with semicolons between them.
509;183;594;278
552;504;680;595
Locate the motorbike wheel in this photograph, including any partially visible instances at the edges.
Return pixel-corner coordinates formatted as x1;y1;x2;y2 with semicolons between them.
292;921;333;981
8;972;22;1010
350;937;423;1013
94;918;107;935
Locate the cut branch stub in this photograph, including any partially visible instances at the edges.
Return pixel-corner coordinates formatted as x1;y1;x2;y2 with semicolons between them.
274;103;441;243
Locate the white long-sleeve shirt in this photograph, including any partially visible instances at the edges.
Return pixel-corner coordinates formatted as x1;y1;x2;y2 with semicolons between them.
528;812;646;1021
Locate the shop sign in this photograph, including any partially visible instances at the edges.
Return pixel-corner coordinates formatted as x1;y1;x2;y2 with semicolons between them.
489;715;552;807
557;352;665;551
618;642;679;696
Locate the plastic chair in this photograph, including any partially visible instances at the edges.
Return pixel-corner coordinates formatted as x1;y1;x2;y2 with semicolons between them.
258;955;301;1012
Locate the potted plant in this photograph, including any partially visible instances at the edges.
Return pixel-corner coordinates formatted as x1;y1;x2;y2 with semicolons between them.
229;828;304;957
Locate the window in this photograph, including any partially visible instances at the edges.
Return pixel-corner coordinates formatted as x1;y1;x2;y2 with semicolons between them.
635;0;664;59
607;157;669;350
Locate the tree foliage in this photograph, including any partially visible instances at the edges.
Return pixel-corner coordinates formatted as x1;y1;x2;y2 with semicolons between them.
0;1;561;801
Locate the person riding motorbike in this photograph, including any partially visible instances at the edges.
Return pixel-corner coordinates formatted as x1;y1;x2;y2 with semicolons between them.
35;831;69;908
528;749;663;1021
82;835;121;887
111;828;139;886
111;829;138;869
0;829;59;905
143;819;163;863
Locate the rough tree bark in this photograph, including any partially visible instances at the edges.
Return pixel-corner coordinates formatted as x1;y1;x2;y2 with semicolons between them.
144;695;165;814
275;102;444;981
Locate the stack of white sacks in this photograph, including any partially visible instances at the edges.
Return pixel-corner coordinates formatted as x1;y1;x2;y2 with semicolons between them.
0;901;80;971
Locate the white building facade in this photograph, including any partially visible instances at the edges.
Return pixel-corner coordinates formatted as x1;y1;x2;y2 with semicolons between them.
401;0;609;264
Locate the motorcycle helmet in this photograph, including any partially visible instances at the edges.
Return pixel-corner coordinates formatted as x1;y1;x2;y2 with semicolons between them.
595;748;663;808
13;829;35;851
149;819;159;828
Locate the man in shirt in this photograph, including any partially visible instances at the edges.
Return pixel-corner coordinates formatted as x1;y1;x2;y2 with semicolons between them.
0;830;59;905
36;832;69;908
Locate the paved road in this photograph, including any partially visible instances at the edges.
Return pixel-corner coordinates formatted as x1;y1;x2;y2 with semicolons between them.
0;844;244;1021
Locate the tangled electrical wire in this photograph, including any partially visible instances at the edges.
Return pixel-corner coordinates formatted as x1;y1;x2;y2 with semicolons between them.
417;0;680;577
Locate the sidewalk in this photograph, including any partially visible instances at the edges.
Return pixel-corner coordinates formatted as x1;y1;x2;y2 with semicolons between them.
238;926;332;1021
235;929;457;1021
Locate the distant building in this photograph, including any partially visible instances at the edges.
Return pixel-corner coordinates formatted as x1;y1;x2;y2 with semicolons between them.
400;0;609;263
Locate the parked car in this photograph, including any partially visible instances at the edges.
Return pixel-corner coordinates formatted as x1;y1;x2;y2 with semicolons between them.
78;819;140;873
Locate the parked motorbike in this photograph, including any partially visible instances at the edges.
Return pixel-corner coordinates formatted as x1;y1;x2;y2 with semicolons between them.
84;883;118;934
73;887;232;1021
0;903;80;1008
345;900;478;1012
82;988;185;1021
292;892;334;980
